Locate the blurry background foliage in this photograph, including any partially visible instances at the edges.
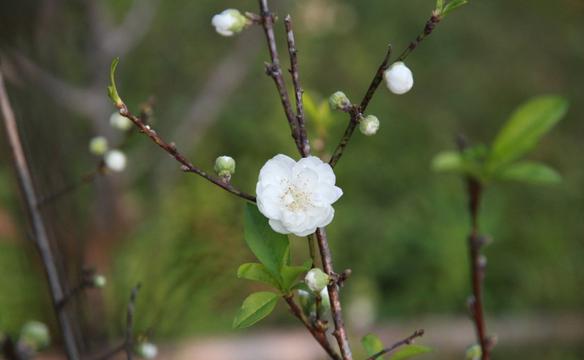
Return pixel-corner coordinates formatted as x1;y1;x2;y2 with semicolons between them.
0;0;583;352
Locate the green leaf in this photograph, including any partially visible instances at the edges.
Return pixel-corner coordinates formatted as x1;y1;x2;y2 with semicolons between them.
391;344;432;360
494;161;562;185
435;0;444;12
107;57;123;107
281;260;312;292
362;333;385;359
431;151;464;173
442;0;469;16
233;292;279;329
237;263;281;290
244;204;290;283
489;96;568;168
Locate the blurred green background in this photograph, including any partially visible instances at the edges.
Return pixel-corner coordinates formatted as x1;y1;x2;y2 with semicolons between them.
0;0;582;359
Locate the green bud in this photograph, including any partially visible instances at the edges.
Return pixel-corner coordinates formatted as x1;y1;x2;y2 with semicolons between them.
214;156;236;179
135;342;158;359
92;274;107;288
89;136;109;156
359;115;380;136
305;268;330;293
20;321;50;351
319;288;331;316
329;91;351;111
465;344;482;360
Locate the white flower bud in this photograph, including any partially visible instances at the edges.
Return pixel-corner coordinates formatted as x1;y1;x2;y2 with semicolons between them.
465;344;482;360
319;288;331;314
89;136;108;156
359;115;380;136
135;342;158;359
214;155;236;179
110;112;132;131
92;274;107;288
305;268;330;293
104;150;127;172
212;9;248;37
384;61;414;95
329;91;351;111
20;321;50;350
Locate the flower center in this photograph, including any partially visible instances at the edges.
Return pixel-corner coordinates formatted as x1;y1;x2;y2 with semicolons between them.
281;181;312;212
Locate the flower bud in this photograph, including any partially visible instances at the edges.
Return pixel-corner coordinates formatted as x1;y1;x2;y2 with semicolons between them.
465;344;482;360
110;112;133;131
89;136;108;156
20;321;50;351
135;342;158;359
212;9;248;37
384;61;414;95
104;150;127;172
329;91;351;111
92;274;107;288
319;288;331;315
305;268;330;293
214;155;236;179
359;115;380;136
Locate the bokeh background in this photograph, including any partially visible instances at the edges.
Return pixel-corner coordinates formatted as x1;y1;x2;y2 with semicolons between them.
0;0;583;359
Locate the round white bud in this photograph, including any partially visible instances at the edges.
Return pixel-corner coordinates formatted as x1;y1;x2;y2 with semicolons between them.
212;9;248;37
384;61;414;95
110;112;133;131
329;91;351;111
104;150;127;172
359;115;380;136
319;288;331;315
305;268;330;293
135;342;158;359
89;136;108;156
214;156;236;179
20;321;50;350
92;274;107;288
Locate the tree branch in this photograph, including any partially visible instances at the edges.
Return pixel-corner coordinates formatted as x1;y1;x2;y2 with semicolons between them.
365;329;425;360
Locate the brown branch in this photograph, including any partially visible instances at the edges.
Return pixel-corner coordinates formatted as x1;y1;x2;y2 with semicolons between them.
257;0;303;154
115;103;256;203
329;11;442;169
365;329;425;360
284;15;310;157
283;295;341;360
315;228;353;360
0;70;81;359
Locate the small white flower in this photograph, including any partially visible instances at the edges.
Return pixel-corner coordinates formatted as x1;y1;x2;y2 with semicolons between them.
256;155;343;237
212;9;247;37
136;342;158;359
92;274;107;288
110;112;132;131
384;61;414;95
104;150;127;172
305;268;330;293
359;115;380;136
89;136;108;156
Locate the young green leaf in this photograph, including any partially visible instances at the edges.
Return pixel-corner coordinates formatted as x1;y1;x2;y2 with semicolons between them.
494;161;562;185
391;344;432;360
362;333;385;359
232;292;279;329
237;263;281;290
442;0;469;16
280;260;312;292
489;96;568;168
435;0;444;12
244;203;290;283
431;151;464;173
107;57;123;107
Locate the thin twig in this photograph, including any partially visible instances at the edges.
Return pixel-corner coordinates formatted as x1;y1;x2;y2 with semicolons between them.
329;12;442;169
284;295;341;360
284;15;310;157
365;329;425;360
115;104;256;203
315;228;353;360
125;284;141;360
0;70;81;360
36;163;105;207
257;0;303;154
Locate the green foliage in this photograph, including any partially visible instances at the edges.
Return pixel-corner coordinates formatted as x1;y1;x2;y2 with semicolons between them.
441;0;469;17
107;57;123;106
237;263;280;289
362;333;385;359
232;291;279;329
304;92;334;135
281;260;312;292
432;96;568;186
391;344;432;360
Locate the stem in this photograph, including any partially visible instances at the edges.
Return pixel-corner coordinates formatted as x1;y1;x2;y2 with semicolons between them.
284;295;341;360
315;228;353;360
36;163;104;207
116;104;256;203
125;284;141;360
258;0;303;154
284;15;310;157
365;329;425;360
0;71;80;360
